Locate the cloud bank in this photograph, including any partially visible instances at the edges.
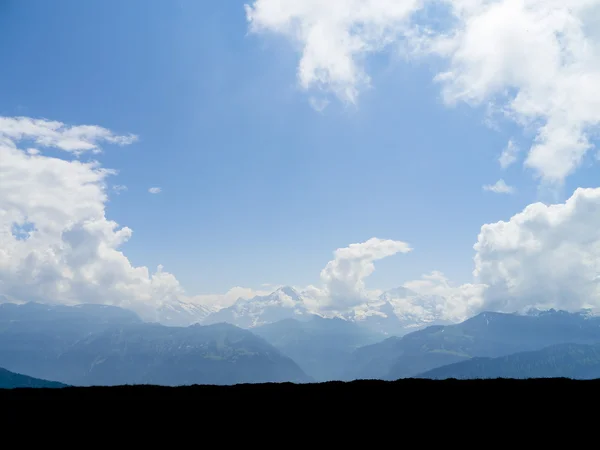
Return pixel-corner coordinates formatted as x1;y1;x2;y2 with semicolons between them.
0;117;176;320
474;187;600;314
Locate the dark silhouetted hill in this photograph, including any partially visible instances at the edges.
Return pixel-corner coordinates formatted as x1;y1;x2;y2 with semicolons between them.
0;367;67;389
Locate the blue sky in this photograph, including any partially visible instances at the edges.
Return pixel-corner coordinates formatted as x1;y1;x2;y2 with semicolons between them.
1;0;599;306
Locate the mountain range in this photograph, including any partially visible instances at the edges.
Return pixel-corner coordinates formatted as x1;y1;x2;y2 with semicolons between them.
4;300;600;386
199;286;453;336
203;287;309;328
0;302;311;386
343;309;600;380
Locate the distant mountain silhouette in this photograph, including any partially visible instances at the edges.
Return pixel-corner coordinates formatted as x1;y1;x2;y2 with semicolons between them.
417;343;600;379
0;367;67;389
253;315;384;381
344;309;600;380
7;302;600;386
0;302;311;386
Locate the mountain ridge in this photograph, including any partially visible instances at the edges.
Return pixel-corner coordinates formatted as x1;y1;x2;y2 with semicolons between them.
0;302;312;386
417;343;600;380
344;308;600;381
201;285;458;335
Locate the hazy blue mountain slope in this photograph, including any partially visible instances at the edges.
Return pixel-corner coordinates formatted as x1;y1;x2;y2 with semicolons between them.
417;343;600;380
0;302;142;381
0;302;310;386
56;322;312;386
0;367;67;389
344;309;600;381
342;336;405;380
253;316;384;381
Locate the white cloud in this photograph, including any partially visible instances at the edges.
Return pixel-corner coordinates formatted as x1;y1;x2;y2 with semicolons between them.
473;187;600;314
402;271;485;323
499;140;519;169
245;0;423;103
0;116;208;321
304;237;412;311
148;187;162;194
483;179;516;194
246;0;600;183
430;0;600;184
0;116;137;155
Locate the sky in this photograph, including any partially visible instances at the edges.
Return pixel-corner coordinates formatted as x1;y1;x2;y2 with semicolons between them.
2;0;600;321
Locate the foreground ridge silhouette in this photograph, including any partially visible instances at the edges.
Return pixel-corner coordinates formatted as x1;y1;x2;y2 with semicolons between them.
3;379;596;441
4;377;600;400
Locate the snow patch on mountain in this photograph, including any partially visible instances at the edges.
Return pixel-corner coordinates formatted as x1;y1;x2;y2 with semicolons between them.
156;300;215;327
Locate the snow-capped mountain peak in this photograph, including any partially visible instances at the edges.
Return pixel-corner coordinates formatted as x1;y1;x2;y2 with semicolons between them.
199;285;463;335
203;286;308;328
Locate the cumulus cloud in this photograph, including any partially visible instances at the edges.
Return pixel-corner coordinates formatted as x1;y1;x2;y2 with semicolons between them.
483;179;516;194
0;116;137;155
473;187;600;314
148;187;162;194
246;0;600;183
304;237;412;311
0;116;261;321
